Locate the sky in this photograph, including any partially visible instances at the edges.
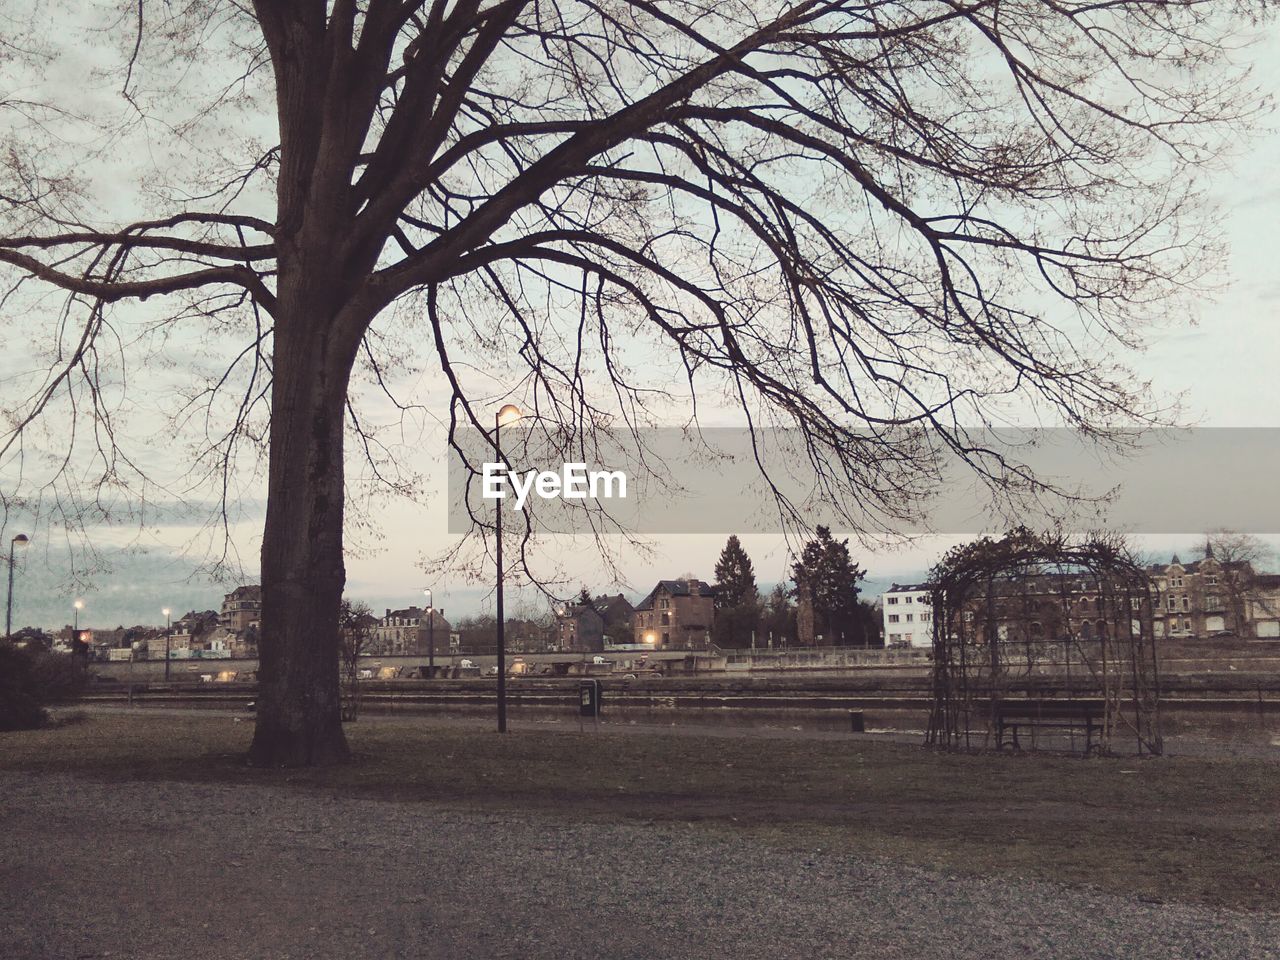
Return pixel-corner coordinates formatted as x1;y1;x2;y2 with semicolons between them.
1;9;1278;631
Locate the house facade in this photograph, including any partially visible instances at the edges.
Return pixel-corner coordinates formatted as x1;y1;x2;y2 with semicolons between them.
376;606;451;655
220;586;262;635
632;579;715;649
881;582;935;648
554;604;605;652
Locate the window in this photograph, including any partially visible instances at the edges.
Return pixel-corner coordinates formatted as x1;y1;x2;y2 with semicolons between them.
905;613;913;622
889;633;901;643
1205;595;1224;612
1181;596;1190;612
903;633;913;643
887;596;899;605
888;614;900;624
905;596;913;604
659;598;670;609
661;613;670;626
1207;575;1218;585
1183;619;1192;632
920;612;932;623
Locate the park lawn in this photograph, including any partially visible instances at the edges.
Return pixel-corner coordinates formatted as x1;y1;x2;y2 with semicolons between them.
2;711;1277;911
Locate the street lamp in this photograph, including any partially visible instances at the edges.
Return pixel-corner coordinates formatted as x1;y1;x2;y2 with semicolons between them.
128;639;142;706
494;402;521;733
422;589;434;678
5;533;29;639
163;608;172;682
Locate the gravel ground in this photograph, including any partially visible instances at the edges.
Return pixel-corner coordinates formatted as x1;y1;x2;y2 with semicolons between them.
1;770;1277;960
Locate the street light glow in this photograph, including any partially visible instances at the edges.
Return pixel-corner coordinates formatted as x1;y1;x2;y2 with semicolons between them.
496;403;522;427
74;599;84;611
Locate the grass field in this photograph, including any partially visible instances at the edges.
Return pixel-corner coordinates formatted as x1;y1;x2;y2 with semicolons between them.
3;711;1278;912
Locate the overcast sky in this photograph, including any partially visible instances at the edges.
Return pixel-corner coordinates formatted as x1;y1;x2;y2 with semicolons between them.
1;12;1277;631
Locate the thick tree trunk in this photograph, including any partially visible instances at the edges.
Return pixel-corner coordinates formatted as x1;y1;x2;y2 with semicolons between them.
247;285;357;767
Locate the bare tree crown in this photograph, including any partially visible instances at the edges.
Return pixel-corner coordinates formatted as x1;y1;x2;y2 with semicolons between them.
0;0;1265;549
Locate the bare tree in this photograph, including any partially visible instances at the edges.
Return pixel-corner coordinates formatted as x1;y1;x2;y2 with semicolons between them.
0;1;1262;764
1198;529;1275;635
1200;530;1275;569
339;598;375;722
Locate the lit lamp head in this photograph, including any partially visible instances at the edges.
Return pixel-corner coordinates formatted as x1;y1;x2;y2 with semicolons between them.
496;403;522;428
162;607;171;619
11;533;29;549
422;588;433;612
74;599;84;612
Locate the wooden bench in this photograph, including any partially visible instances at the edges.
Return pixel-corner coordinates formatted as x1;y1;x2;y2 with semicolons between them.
993;699;1102;755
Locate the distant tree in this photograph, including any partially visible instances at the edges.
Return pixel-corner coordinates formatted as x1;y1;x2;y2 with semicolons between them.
713;536;761;648
714;537;758;609
791;526;868;645
338;599;375;722
1198;530;1276;635
455;615;499;655
761;585;797;648
576;587;594;608
1199;530;1275;570
10;627;50;650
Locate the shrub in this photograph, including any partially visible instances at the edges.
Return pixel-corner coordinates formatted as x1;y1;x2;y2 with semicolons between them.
0;642;89;731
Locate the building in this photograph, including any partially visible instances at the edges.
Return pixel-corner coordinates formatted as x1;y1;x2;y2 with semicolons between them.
632;579;715;649
376;606;451;656
884;546;1280;647
881;583;935;648
220;585;262;634
592;594;635;644
1144;550;1280;639
554;603;605;652
1250;574;1280;638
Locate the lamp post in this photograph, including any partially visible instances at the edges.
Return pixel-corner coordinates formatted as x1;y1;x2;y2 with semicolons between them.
423;589;434;678
494;402;521;733
163;608;172;682
128;640;142;706
5;533;29;639
72;598;85;661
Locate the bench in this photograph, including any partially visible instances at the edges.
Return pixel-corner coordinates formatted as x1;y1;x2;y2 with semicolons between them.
993;699;1102;755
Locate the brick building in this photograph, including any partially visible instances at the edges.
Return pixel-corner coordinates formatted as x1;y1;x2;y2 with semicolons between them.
632;579;715;649
554;603;605;652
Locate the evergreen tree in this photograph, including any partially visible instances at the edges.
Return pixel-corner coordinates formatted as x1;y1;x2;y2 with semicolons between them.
791;526;868;645
713;535;760;648
714;536;758;609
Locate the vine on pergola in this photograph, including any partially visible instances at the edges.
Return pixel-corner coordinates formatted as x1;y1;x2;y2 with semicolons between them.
925;528;1162;756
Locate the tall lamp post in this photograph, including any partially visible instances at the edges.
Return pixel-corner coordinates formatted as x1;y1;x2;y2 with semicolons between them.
494;402;522;733
422;589;434;678
5;533;30;639
162;608;172;682
73;598;85;662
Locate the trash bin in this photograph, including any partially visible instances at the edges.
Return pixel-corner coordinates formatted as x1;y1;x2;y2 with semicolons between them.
579;679;602;718
849;710;865;733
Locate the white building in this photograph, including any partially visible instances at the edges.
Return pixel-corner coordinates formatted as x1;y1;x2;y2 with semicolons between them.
881;582;936;648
